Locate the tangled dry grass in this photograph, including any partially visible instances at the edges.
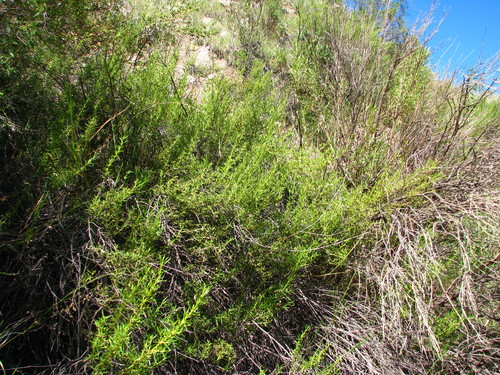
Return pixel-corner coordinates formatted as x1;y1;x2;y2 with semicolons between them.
321;145;499;374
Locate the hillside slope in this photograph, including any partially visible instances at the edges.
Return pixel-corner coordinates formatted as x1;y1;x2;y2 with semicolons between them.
1;0;499;373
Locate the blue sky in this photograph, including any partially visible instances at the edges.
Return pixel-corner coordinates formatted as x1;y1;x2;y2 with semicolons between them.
406;0;500;77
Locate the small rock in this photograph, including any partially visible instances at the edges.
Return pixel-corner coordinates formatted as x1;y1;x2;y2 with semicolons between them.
187;75;196;85
195;46;212;70
215;59;228;69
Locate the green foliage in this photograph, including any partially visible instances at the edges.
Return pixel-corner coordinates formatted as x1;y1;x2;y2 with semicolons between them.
199;339;236;370
90;254;209;374
433;310;464;352
288;327;341;374
1;0;499;373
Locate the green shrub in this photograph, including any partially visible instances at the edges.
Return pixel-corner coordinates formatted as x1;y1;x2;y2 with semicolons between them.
2;0;498;373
